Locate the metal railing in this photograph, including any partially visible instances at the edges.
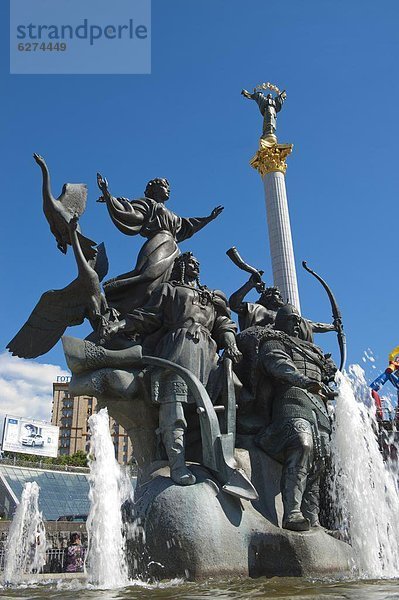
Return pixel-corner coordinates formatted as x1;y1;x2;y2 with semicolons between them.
0;548;87;573
42;548;66;573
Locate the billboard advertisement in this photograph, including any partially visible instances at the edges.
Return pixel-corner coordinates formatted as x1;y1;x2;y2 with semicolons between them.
1;415;59;458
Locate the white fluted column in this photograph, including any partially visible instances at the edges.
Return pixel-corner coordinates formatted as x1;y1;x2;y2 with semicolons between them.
262;170;300;312
250;140;301;313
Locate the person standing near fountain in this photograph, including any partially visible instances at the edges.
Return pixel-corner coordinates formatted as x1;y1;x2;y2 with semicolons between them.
63;533;85;573
97;174;224;315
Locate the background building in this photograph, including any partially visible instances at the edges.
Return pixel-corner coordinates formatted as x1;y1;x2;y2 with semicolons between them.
0;462;90;521
52;379;133;465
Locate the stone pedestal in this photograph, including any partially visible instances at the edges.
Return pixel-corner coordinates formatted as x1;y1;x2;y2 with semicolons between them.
129;450;354;581
67;349;353;581
250;140;301;313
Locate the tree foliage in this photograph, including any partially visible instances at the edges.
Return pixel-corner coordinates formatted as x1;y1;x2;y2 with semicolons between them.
3;450;88;467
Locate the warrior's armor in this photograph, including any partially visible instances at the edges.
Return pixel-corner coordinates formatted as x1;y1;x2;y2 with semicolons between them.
237;302;336;531
260;334;332;434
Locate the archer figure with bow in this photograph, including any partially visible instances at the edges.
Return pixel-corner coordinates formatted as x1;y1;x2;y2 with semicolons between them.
227;247;346;370
226;247;346;531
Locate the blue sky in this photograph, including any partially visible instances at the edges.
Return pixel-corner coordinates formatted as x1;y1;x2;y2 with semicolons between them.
1;0;398;420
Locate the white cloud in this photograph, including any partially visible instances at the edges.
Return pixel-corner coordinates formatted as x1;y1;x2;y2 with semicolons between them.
0;352;70;422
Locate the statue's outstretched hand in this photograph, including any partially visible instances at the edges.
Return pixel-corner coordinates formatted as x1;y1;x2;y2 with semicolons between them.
96;172;109;203
249;272;264;290
209;205;224;220
306;380;333;400
241;89;252;99
332;317;342;332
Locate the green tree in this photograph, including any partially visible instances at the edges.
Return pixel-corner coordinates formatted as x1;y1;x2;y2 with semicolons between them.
3;450;88;467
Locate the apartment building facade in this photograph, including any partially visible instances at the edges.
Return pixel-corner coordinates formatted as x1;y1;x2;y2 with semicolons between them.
52;378;132;465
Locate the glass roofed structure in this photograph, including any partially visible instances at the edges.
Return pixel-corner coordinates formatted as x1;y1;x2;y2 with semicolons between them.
0;464;90;521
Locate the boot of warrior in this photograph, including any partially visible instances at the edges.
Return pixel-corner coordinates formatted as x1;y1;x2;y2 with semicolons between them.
301;462;323;528
162;426;196;486
281;465;310;532
159;400;196;486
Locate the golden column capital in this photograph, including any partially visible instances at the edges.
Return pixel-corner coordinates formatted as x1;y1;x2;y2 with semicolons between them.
250;139;293;177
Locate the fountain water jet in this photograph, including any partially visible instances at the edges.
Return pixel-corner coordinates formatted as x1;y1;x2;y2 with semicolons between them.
330;365;399;578
3;481;46;586
86;407;130;588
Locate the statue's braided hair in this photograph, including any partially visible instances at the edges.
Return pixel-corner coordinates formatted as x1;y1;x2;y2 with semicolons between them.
170;252;206;291
170;252;231;316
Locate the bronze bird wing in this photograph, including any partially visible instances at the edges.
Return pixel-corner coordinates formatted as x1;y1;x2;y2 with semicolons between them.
57;183;88;219
7;279;88;359
57;183;97;260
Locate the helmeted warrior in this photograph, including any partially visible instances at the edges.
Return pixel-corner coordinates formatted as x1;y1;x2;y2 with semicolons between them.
242;304;336;531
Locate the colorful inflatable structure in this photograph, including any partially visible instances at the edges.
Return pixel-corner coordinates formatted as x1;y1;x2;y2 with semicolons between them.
370;345;399;422
370;346;399;459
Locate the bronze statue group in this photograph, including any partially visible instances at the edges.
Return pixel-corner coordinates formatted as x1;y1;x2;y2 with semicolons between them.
8;159;341;533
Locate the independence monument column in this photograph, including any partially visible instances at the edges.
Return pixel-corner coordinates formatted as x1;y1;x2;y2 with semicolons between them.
242;82;301;312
